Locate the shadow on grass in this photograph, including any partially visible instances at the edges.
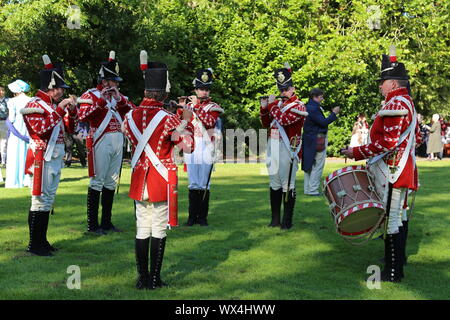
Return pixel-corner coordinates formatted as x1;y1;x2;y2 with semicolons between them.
0;163;449;299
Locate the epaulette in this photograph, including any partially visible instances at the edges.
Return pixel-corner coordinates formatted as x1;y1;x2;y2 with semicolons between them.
379;98;409;117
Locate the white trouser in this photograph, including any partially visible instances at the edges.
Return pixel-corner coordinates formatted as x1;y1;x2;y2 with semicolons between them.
135;200;168;239
30;143;65;211
185;136;214;190
304;139;327;195
386;188;408;234
368;159;408;234
0;120;7;164
89;132;123;191
266;137;298;192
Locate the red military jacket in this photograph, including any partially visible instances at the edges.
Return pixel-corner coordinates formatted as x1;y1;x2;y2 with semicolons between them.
353;87;422;190
22;90;77;195
78;84;135;139
23;90;77;153
124;99;195;202
260;95;308;158
78;84;135;176
178;98;223;139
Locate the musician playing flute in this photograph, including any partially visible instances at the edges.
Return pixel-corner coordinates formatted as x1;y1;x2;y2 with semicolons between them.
260;63;308;230
179;68;224;227
123;51;194;289
342;46;422;282
22;55;78;256
78;51;135;235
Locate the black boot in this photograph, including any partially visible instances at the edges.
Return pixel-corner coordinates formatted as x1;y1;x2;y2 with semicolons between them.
268;188;282;227
281;189;296;230
100;187;122;232
135;238;150;290
185;189;197;226
149;237;168;289
27;211;52;256
41;211;57;252
195;190;202;224
86;187;105;235
379;221;408;266
402;220;409;266
198;189;209;226
380;233;403;282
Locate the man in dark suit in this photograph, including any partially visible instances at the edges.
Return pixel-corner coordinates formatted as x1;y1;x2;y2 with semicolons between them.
301;88;339;196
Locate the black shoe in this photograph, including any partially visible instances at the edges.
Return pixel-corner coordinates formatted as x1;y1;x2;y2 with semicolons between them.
100;187;121;231
380;233;403;282
27;211;53;256
85;228;107;236
268;188;282;227
136;238;150;290
105;225;122;233
149;237;167;289
198;189;209;226
281;189;296;230
87;187;101;233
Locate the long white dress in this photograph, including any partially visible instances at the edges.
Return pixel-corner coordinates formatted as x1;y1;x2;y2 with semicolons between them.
5;93;31;188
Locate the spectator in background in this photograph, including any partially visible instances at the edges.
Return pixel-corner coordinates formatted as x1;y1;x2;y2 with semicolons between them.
425;114;443;160
349;113;369;148
416;114;428;157
0;86;9;167
301;88;340;196
438;116;447;159
5;80;31;188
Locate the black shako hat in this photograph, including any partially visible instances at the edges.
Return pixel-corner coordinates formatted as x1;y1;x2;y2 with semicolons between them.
377;45;409;81
99;50;123;82
274;62;293;90
40;54;70;91
139;50;170;92
193;68;213;89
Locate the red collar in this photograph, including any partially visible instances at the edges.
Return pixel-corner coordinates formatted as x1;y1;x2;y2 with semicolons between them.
139;98;164;108
385;87;409;102
96;84;104;91
36;90;53;105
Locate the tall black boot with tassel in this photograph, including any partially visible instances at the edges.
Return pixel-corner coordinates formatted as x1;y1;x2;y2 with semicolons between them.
27;210;52;256
149;237;168;289
185;189;197;226
135;237;150;289
86;187;105;235
198;189;209;226
100;187;122;232
380;232;403;282
41;211;57;252
281;189;296;230
268;188;282;227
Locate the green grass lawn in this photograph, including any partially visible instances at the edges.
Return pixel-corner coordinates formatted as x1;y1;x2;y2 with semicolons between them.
0;160;449;300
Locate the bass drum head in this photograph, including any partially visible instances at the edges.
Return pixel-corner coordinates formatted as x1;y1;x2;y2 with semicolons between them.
338;206;384;234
